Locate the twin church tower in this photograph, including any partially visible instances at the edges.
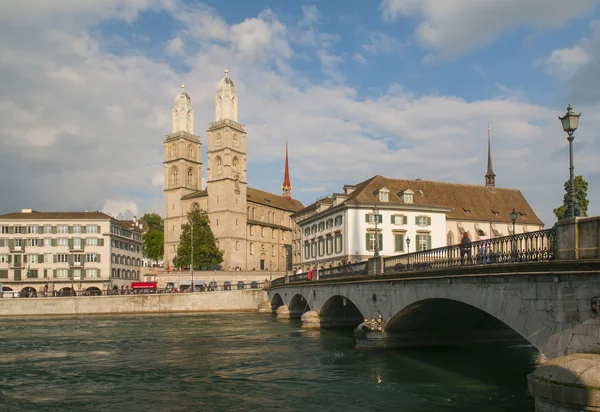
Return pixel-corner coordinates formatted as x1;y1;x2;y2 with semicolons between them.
163;70;303;270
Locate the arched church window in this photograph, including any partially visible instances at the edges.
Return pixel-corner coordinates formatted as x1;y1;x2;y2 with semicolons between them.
272;245;275;257
232;134;238;147
192;203;199;211
447;231;454;246
188;144;194;159
188;167;194;186
216;133;222;147
215;156;222;178
252;208;255;219
250;242;254;255
171;145;177;159
232;157;238;173
170;166;178;187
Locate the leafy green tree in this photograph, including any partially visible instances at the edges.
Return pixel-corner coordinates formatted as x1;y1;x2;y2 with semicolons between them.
141;213;164;264
142;230;164;264
173;209;223;269
553;175;589;219
141;213;163;232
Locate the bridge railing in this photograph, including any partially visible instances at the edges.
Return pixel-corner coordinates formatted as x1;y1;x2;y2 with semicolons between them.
279;262;369;284
383;228;556;274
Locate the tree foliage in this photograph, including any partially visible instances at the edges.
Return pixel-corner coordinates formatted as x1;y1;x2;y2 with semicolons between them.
141;213;164;263
141;213;164;232
173;209;223;269
553;175;589;219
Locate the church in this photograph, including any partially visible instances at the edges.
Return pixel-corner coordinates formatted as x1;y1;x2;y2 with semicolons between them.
163;70;304;271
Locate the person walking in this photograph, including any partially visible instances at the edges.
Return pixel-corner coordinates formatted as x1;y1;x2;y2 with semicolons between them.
460;232;472;265
478;230;490;264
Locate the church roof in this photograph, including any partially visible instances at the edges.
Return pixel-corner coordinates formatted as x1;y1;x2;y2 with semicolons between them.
178;187;303;212
247;187;304;212
181;189;208;200
295;175;543;226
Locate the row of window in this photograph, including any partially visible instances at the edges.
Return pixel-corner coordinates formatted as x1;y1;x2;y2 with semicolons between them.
248;225;286;241
365;213;431;226
304;216;344;236
170;143;196;160
0;253;100;264
247;207;292;227
366;233;432;252
0;268;100;280
110;239;140;253
111;254;141;266
0;225;100;234
110;225;141;241
303;235;344;259
0;237;105;248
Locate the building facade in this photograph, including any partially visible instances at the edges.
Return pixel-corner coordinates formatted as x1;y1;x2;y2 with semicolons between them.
163;71;303;272
292;175;544;272
0;209;144;296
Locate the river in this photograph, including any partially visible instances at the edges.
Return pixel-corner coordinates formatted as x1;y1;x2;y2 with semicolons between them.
0;313;537;411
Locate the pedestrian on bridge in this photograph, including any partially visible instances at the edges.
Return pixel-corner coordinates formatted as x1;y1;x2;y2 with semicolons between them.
460;232;472;265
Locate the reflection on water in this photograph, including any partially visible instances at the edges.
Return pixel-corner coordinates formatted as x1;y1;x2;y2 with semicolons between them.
0;313;537;411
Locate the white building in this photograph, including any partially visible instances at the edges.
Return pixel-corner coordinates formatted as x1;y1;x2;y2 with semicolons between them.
0;209;144;296
292;175;544;271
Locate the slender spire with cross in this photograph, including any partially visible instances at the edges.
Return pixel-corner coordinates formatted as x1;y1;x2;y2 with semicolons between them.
485;123;496;187
282;141;292;199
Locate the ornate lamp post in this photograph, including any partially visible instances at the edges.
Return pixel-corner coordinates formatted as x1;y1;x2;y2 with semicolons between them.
373;205;380;257
510;208;518;260
558;104;582;218
406;236;411;254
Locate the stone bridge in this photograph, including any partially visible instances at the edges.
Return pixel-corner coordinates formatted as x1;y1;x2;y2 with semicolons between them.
269;261;600;361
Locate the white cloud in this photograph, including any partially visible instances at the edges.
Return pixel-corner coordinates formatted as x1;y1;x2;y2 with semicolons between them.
165;37;184;56
353;52;367;65
362;31;405;54
380;0;600;59
102;200;140;219
1;0;599;229
537;44;590;79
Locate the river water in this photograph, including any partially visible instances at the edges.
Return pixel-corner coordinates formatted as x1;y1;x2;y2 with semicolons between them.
0;313;537;411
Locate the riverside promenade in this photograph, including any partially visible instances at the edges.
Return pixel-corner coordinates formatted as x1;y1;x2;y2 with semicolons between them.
0;289;271;316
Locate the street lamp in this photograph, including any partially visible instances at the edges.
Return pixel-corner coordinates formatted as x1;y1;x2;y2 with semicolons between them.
510;208;518;261
406;236;411;254
558;104;582;218
373;205;379;257
190;223;194;292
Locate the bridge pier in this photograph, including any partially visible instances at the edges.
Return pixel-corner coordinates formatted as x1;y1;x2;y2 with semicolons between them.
301;311;320;329
276;305;290;319
528;353;600;411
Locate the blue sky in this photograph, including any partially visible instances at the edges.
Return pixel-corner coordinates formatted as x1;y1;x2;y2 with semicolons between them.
2;0;600;226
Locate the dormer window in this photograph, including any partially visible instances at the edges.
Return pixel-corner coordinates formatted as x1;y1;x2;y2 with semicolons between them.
400;189;414;203
375;187;390;202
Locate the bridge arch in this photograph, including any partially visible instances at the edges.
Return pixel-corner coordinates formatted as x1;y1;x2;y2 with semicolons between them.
271;293;284;312
289;293;311;319
319;295;364;329
384;298;527;349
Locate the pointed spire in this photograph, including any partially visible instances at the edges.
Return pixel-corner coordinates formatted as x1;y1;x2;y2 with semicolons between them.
224;68;228;77
181;83;185;91
282;141;292;199
485;123;496;187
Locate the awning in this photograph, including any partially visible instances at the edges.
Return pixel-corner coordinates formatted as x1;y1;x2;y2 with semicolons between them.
131;282;157;289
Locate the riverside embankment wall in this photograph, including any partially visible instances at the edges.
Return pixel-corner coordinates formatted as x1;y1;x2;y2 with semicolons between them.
0;290;270;316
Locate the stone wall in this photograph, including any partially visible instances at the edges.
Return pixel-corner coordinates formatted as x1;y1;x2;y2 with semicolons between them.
556;216;600;260
0;289;270;317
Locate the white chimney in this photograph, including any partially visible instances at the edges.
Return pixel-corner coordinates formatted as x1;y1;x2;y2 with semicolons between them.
133;216;137;223
21;208;33;214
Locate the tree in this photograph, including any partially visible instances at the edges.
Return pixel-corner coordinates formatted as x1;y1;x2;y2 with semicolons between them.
553;175;589;219
173;209;223;269
141;213;163;232
142;230;164;264
141;213;164;264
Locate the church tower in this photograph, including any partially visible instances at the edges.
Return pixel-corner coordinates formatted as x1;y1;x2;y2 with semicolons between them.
282;142;292;199
206;69;248;269
163;84;202;265
485;123;496;187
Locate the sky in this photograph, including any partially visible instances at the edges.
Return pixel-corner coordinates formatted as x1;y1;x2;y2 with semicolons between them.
1;0;600;227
